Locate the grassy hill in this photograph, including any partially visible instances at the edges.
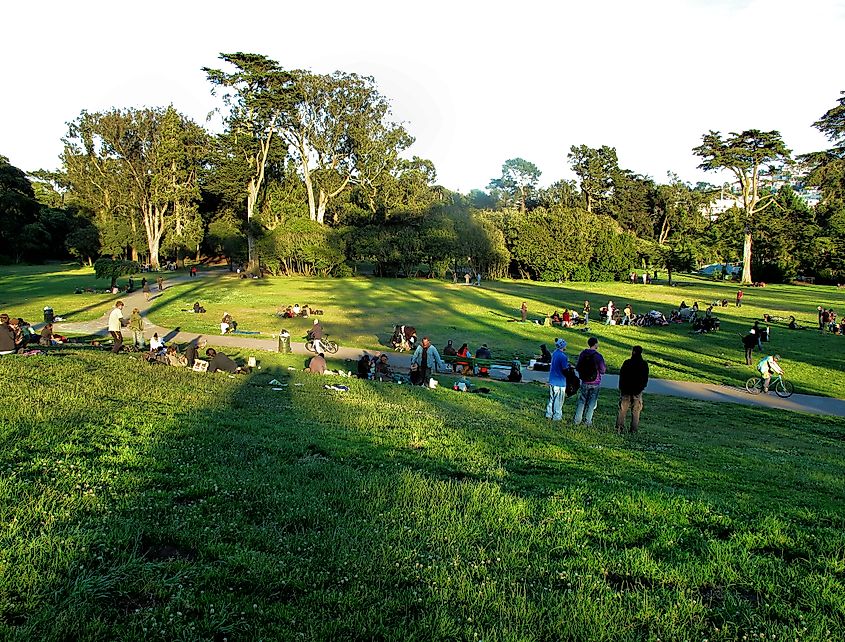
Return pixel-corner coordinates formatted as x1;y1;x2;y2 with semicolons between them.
0;350;843;640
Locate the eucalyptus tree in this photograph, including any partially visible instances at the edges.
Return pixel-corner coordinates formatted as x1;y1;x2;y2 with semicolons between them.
63;106;207;269
281;70;411;224
693;129;791;283
204;52;297;272
487;158;541;213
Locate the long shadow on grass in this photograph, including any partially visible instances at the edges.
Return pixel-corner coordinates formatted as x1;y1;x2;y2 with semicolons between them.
4;351;845;640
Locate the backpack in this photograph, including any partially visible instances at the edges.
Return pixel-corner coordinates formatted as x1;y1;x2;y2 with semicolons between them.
577;350;598;382
565;365;581;397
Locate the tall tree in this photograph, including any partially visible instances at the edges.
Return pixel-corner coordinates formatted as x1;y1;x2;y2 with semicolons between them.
693;129;791;283
487;158;541;213
801;90;845;204
63;107;206;269
204;52;297;272
281;71;410;224
567;145;619;213
0;155;42;261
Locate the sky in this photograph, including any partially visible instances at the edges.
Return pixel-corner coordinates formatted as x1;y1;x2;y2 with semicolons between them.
2;0;844;193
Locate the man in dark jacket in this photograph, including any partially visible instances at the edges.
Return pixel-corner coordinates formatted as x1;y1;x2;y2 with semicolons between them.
205;348;240;374
0;314;16;354
742;329;758;365
615;345;649;434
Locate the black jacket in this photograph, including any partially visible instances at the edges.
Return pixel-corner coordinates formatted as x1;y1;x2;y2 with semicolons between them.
742;333;757;349
618;355;649;395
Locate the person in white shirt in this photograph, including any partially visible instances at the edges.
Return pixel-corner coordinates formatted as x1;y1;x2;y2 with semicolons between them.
149;333;164;353
107;301;125;353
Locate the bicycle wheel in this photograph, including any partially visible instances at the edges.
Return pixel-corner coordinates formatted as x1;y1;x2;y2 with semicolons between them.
745;377;762;394
324;340;339;354
305;340;316;353
775;379;794;398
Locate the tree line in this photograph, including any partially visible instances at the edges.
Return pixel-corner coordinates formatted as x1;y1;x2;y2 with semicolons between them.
1;52;843;284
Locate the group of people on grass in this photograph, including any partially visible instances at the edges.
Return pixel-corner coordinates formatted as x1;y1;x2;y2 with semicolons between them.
0;313;60;354
280;303;323;319
544;336;649;434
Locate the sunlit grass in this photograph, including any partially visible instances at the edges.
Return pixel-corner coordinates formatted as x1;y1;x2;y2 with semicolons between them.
0;350;843;640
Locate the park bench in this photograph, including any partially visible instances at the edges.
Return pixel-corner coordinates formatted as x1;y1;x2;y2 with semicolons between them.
442;354;519;376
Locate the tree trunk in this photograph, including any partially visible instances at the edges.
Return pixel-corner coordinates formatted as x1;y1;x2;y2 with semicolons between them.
667;265;673;286
246;179;260;275
741;230;753;283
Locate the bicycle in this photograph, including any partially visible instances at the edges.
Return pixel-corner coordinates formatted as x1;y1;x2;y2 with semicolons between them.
745;373;794;398
305;334;339;354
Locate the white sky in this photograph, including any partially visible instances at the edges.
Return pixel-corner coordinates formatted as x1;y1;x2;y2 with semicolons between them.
2;0;843;192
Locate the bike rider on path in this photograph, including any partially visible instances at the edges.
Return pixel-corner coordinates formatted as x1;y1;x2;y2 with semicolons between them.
757;354;783;393
309;318;324;353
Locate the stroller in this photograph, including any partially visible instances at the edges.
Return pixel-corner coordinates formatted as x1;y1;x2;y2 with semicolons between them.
390;325;417;352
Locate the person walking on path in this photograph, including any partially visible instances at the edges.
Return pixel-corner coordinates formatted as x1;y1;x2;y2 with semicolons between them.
128;307;145;348
545;338;570;421
736;289;744;307
742;329;757;366
108;301;125;354
616;345;649;434
410;336;448;386
476;273;481;287
142;278;151;301
157;275;164;292
521;302;528;322
573;336;607;427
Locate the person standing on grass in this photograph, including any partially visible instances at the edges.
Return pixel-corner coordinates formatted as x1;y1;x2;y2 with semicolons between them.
616;345;649;434
521;302;528;322
545;338;569;421
736;289;744;307
573;336;607;427
128;307;145;348
108;301;125;353
583;300;591;326
411;336;448;386
742;329;757;365
605;300;615;325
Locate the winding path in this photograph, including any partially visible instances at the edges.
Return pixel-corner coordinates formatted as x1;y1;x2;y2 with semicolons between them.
48;273;845;418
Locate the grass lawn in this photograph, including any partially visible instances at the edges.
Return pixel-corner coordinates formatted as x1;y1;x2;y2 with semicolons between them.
0;349;843;640
3;263;843;397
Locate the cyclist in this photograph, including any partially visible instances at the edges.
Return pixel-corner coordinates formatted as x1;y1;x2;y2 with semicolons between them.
308;318;324;353
756;354;783;393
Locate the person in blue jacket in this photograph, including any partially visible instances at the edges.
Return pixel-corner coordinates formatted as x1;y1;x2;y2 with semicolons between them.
545;338;570;421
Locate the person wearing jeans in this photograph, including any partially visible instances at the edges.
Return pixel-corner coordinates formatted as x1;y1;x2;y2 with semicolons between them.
545;338;569;421
573;337;607;426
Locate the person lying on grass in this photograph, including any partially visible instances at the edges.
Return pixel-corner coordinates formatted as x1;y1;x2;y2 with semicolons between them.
205;348;249;374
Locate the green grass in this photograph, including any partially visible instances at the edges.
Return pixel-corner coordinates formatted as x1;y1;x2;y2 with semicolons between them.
3;263;844;397
0;350;843;640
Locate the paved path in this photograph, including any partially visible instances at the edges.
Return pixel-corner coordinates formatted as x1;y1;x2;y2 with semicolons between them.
47;274;845;418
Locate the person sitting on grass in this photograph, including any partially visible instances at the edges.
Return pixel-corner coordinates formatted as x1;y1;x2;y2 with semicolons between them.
533;344;552;371
193;302;206;314
562;309;572;328
454;343;472;375
150;333;165;354
305;352;327;375
165;345;187;367
475;343;492;376
184;337;206;368
374;354;393;381
0;314;16;355
292;304;301;316
40;323;56;347
220;313;237;335
206;347;247;374
357;353;372;379
551;311;562;326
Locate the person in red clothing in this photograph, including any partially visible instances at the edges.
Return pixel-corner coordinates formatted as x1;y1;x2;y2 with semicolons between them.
736;289;744;307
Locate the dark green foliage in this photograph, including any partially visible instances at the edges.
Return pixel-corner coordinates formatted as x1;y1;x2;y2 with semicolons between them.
93;257;141;289
505;207;637;281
